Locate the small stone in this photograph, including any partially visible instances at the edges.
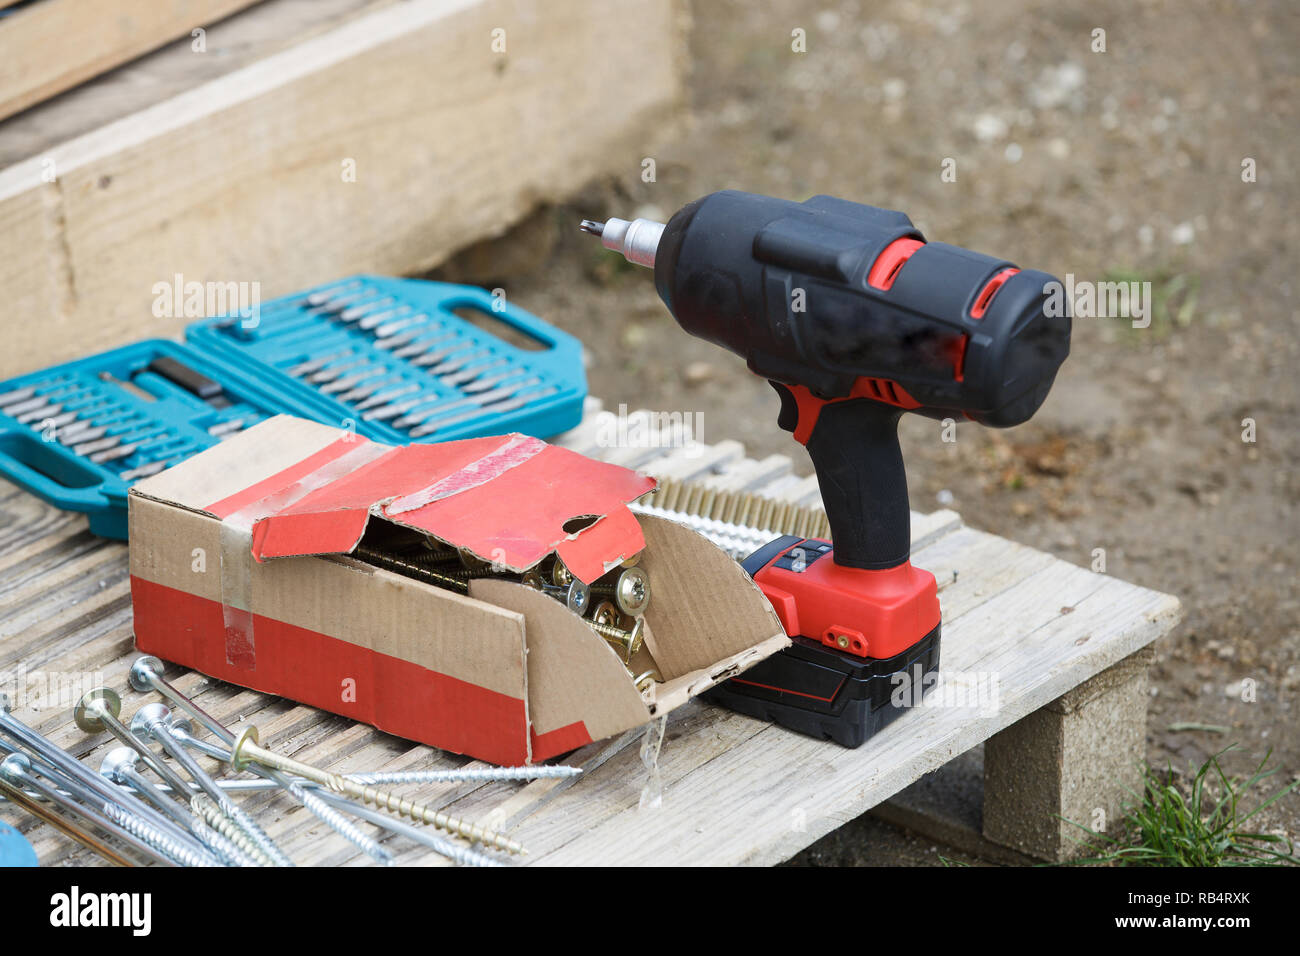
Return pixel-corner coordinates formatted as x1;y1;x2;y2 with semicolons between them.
973;113;1008;142
682;361;714;386
1170;221;1196;245
621;324;649;349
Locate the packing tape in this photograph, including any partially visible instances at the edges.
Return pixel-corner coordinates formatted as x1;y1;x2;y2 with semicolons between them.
217;440;395;669
387;434;546;514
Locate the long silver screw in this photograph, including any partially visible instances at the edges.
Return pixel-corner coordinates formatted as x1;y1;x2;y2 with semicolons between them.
170;735;503;867
0;694;208;857
188;795;274;866
129;656;410;862
0;754;207;867
168;721;393;867
75;688;197;808
99;801;221;868
229;725;524;854
101;748;258;868
133;703;294;867
347;766;582;785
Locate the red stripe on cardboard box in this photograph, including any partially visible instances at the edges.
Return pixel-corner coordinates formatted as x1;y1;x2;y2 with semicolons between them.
130;575;530;766
530;720;593;763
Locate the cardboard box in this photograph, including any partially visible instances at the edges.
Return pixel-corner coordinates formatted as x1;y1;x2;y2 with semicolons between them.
128;416;788;765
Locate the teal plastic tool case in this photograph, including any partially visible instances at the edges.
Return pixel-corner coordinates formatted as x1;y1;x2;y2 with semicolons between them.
0;276;587;539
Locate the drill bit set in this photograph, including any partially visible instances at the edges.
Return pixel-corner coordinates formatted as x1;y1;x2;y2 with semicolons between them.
0;657;578;866
353;536;660;692
0;276;585;538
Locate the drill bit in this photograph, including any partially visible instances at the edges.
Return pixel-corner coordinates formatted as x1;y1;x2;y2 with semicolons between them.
578;216;664;268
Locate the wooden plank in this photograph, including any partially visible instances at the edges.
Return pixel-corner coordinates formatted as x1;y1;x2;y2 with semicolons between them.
0;0;264;122
0;0;685;378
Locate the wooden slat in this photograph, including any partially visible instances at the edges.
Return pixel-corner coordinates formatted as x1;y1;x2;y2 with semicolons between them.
0;0;685;378
0;0;265;122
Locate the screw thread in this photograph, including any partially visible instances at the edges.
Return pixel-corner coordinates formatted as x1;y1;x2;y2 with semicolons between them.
326;773;523;855
353;546;469;593
103;802;219;867
218;796;294;867
149;714;294;867
192;795;275;866
348;766;580;785
284;780;394;866
190;817;262;868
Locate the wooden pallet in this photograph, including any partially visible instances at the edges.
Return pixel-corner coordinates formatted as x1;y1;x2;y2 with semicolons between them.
0;401;1181;865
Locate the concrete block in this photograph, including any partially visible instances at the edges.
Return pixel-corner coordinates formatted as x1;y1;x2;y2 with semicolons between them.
982;647;1155;860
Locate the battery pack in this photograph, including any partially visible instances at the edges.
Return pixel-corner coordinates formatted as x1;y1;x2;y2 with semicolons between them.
703;534;942;748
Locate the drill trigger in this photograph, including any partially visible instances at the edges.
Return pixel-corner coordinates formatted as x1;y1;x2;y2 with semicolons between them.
769;381;800;433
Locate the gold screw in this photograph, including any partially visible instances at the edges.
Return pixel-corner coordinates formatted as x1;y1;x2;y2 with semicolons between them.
351;545;470;594
589;617;644;663
551;557;573;587
229;726;524;855
588;566;651;616
590;600;621;628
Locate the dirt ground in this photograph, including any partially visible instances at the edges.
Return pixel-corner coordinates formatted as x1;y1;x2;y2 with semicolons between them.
436;0;1299;860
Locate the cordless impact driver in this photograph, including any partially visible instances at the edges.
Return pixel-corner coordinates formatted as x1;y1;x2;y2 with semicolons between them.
581;190;1071;747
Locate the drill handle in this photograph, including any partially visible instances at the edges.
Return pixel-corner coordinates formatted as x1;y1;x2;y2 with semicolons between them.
772;385;912;570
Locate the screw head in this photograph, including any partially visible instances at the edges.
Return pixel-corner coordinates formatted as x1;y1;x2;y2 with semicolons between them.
565;580;590;615
230;726;260;771
591;600;620;628
128;655;164;693
99;747;139;780
0;753;31;779
130;701;172;736
551;558;573;588
0;693;10;714
74;687;121;733
613;567;651;616
521;569;545;589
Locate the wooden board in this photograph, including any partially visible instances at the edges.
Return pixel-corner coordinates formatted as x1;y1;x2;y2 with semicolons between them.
0;0;265;122
0;0;686;379
0;403;1180;866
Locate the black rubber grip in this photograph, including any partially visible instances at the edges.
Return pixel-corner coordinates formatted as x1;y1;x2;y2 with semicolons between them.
801;398;910;570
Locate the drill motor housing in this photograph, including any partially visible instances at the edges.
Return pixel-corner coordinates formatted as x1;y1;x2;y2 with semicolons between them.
654;190;1070;429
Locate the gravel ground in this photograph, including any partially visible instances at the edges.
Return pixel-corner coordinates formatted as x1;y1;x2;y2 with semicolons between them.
435;0;1299;862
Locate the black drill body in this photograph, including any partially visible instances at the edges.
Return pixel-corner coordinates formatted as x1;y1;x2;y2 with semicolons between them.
654;190;1069;426
585;190;1071;746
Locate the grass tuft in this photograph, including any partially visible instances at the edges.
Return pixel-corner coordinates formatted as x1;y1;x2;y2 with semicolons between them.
1065;746;1299;866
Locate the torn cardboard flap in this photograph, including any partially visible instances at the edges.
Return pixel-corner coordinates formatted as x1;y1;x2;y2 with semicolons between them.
245;431;655;583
